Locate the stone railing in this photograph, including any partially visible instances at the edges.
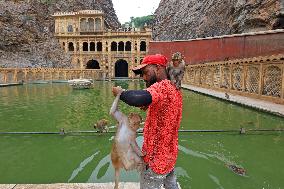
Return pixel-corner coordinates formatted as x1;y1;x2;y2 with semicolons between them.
0;68;104;84
183;54;284;104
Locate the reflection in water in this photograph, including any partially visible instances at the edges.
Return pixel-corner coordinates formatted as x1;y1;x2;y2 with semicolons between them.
1;82;284;188
179;143;243;170
178;143;248;181
175;167;190;179
113;80;129;89
178;145;208;160
87;154;140;183
208;174;225;189
68;151;100;182
87;136;143;183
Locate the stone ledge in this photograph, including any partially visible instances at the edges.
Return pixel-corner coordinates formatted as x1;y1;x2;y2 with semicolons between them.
0;182;182;189
0;183;138;189
182;84;284;117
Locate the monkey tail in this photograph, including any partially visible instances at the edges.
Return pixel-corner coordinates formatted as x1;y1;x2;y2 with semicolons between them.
114;168;120;189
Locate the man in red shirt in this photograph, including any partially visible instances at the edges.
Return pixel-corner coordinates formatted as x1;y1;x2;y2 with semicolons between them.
112;54;182;189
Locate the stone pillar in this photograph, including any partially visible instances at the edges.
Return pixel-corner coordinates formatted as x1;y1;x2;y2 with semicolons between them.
13;70;17;82
64;18;67;35
78;17;81;32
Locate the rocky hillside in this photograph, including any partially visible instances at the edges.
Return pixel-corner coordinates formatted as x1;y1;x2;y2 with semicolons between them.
153;0;284;41
0;0;120;68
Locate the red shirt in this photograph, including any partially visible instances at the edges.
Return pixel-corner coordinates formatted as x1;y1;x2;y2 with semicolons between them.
143;79;183;174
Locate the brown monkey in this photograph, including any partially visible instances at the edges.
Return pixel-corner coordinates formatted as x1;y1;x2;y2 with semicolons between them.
167;52;186;90
226;164;246;176
94;119;109;133
109;86;144;189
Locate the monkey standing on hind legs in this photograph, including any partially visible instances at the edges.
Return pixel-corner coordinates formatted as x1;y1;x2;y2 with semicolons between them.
109;86;144;189
167;52;186;90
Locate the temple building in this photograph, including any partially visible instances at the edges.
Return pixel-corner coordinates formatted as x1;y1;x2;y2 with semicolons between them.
52;10;152;78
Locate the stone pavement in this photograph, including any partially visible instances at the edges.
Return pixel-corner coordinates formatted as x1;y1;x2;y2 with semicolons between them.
182;84;284;117
0;183;138;189
0;183;181;189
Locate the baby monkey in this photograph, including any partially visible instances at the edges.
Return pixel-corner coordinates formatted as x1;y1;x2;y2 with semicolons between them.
110;86;144;189
167;52;186;90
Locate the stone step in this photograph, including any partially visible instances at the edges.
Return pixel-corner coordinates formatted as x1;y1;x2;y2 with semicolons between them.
0;182;182;189
1;183;136;189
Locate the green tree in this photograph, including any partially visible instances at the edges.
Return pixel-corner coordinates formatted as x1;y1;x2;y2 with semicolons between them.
125;15;153;28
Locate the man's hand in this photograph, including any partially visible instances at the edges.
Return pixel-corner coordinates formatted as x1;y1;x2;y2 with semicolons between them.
112;86;124;96
139;106;148;111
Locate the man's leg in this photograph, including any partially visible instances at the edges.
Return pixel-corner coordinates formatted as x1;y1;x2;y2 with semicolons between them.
140;165;166;189
163;169;179;189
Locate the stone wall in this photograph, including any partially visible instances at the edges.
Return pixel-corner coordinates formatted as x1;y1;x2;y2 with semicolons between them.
0;0;120;68
149;30;284;64
153;0;284;41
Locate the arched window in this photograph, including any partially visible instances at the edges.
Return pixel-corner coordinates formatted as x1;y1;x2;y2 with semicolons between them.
86;59;100;69
88;18;94;32
67;25;73;32
90;42;95;51
140;41;146;51
63;42;65;47
80;18;87;32
68;42;74;51
118;41;124;51
115;59;128;77
125;41;131;51
97;42;102;51
111;42;117;51
83;42;88;51
95;18;102;31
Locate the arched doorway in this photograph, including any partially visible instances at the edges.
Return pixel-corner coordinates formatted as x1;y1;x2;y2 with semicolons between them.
86;59;100;69
140;41;146;51
115;59;128;77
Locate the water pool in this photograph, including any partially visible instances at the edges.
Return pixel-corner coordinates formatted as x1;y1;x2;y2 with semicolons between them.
0;81;283;189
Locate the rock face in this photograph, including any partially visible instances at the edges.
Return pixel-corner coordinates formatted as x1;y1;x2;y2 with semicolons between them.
0;0;120;68
153;0;284;41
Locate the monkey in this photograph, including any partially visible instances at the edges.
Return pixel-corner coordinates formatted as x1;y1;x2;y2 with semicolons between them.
226;164;246;176
93;119;109;133
167;52;186;90
225;92;230;100
109;86;144;189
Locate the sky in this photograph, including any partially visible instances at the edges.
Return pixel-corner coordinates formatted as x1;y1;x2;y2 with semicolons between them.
112;0;161;23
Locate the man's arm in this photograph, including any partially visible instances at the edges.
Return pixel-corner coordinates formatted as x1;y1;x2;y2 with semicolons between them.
119;90;152;107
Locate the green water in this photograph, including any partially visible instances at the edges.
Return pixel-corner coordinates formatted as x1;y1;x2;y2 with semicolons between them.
0;81;284;189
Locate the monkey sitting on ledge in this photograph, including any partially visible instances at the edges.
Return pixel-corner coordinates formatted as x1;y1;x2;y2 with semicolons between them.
167;52;186;90
109;86;144;189
93;119;109;133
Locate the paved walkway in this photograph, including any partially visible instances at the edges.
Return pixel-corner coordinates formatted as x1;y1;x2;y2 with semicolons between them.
0;183;138;189
0;183;181;189
182;84;284;117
